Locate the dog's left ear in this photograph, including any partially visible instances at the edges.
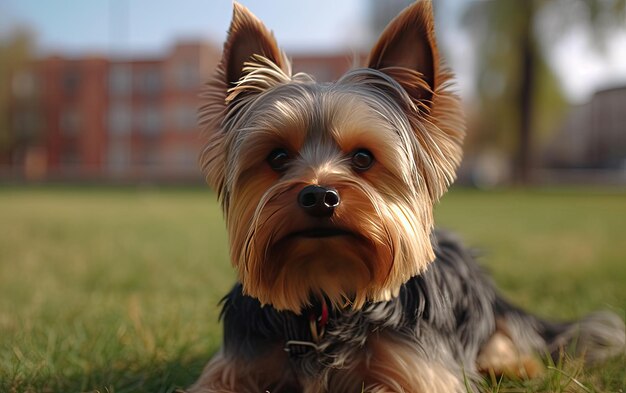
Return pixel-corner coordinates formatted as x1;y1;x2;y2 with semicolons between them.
368;0;438;106
368;0;465;201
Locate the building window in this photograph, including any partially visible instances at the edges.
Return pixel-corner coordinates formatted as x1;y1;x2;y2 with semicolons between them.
174;61;198;90
107;142;130;173
137;106;161;135
63;68;80;94
173;145;196;169
108;103;131;135
12;110;39;139
60;145;80;167
173;104;197;131
140;146;160;166
12;71;38;99
59;108;81;136
136;66;161;95
109;64;132;95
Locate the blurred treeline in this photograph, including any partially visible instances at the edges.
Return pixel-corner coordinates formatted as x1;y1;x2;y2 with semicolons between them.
0;28;34;160
461;0;625;183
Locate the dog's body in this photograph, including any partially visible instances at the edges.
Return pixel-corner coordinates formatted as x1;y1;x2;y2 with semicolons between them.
192;231;622;392
190;2;624;392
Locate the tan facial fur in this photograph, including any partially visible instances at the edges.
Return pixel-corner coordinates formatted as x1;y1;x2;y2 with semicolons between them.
199;1;465;312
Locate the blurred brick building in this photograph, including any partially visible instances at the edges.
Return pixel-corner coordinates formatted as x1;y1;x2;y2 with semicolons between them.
6;42;219;182
3;42;364;182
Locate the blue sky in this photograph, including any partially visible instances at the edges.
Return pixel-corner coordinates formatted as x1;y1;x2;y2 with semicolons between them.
2;0;625;102
0;0;369;54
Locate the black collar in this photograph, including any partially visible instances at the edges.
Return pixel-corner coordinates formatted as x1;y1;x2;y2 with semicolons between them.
283;297;329;357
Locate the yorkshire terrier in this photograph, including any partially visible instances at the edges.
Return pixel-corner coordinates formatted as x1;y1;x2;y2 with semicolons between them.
190;1;625;392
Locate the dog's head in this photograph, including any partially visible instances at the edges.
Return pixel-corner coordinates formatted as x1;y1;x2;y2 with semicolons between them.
200;1;464;312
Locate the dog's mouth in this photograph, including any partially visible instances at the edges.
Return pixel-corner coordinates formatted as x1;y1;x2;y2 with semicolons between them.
290;227;354;239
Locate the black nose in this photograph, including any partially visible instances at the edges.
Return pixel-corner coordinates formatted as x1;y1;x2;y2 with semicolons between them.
298;185;340;217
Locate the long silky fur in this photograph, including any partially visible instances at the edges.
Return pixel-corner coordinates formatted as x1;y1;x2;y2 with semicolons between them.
199;51;465;311
191;231;625;392
191;2;625;392
200;64;463;310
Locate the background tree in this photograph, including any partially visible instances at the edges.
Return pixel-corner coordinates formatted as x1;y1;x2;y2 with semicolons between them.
0;28;35;164
462;0;626;184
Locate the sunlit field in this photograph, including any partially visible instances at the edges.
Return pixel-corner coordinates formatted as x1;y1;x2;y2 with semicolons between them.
0;186;624;392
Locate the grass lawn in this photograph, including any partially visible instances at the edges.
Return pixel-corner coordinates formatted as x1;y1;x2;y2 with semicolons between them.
0;186;624;392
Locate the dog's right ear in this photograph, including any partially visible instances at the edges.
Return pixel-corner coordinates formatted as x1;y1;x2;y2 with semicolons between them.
200;2;288;193
221;2;287;89
368;0;439;108
366;0;465;201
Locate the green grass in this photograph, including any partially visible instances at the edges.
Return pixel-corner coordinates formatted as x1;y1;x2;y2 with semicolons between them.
0;186;624;392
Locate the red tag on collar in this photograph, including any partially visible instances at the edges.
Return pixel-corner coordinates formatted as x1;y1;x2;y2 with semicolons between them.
308;297;329;342
319;299;329;329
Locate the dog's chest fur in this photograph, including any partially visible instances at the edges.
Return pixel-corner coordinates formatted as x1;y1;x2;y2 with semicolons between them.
219;231;496;391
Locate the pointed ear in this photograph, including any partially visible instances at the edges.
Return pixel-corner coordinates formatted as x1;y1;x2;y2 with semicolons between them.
367;1;464;201
222;2;287;86
368;0;439;105
199;2;289;193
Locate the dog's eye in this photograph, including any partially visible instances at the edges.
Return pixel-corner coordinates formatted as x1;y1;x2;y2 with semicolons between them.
267;148;291;172
351;149;374;171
